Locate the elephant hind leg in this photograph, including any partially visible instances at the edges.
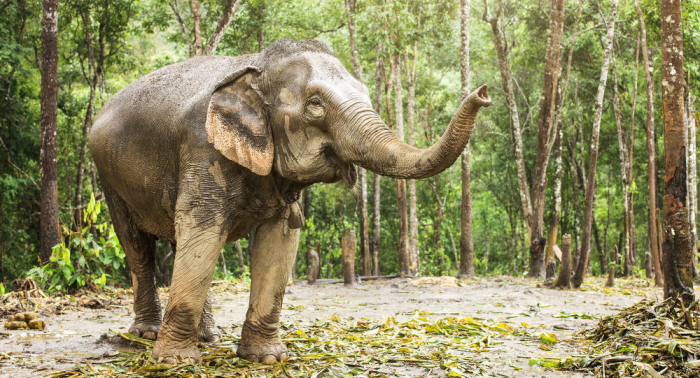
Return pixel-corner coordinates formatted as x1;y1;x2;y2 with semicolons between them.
198;290;221;343
102;183;161;340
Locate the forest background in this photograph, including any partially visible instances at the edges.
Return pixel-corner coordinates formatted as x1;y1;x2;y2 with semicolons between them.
1;0;699;292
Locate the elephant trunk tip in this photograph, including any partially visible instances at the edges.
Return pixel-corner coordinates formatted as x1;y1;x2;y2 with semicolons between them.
472;84;492;108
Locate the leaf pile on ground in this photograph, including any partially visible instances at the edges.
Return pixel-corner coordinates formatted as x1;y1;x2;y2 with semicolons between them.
543;297;700;377
47;313;526;377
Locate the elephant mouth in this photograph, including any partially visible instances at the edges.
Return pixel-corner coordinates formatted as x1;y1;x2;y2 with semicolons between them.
321;145;357;188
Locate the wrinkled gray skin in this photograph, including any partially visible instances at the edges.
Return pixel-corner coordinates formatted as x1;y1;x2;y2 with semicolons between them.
89;39;490;364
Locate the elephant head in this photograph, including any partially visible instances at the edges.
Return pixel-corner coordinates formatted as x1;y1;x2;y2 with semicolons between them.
205;39;491;186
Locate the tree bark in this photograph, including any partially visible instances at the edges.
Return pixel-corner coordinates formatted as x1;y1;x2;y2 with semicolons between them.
40;0;60;264
190;0;202;55
372;52;384;277
483;0;532;238
572;0;617;288
458;0;475;278
308;248;319;285
393;52;409;276
203;0;241;55
660;0;693;300
341;230;357;286
628;37;639;275
685;80;697;276
545;122;562;280
606;248;615;287
612;50;632;276
635;0;663;286
555;234;571;288
529;0;566;277
405;45;419;275
344;0;371;276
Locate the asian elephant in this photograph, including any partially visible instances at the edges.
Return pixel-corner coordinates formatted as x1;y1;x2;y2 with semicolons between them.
89;39;490;364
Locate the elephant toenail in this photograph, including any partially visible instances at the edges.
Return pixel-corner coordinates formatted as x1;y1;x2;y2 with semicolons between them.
261;355;277;364
246;354;260;363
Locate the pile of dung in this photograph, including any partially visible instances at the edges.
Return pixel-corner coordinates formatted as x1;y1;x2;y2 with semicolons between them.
571;297;700;377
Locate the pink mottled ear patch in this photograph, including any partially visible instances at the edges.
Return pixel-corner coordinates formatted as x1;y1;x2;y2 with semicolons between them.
205;72;273;176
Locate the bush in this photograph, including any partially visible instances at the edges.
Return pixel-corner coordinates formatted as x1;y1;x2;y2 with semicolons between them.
27;194;128;292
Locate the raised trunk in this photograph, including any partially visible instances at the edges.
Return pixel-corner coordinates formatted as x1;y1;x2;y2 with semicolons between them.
660;0;693;300
337;84;490;180
635;0;663;286
458;0;475;278
40;0;59;264
572;0;617;288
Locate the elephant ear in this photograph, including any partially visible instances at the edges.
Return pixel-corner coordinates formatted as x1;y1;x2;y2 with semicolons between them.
205;67;273;176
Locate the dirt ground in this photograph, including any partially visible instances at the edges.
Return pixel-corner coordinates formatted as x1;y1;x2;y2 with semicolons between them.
0;276;669;377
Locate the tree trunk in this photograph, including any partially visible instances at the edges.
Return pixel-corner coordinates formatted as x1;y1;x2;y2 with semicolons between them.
529;0;566;278
635;0;663;286
203;0;242;55
341;230;357;286
685;81;697;276
405;45;419;275
190;0;202;55
372;53;384;277
606;248;616;287
40;0;60;264
344;0;370;277
392;52;409;276
660;0;693;300
612;51;632;276
545;122;563;280
628;37;639;276
555;234;571;288
308;248;319;285
572;0;617;288
483;0;532;238
458;0;475;278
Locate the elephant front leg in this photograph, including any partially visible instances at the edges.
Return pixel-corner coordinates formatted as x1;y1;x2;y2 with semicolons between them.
152;218;226;364
237;217;300;364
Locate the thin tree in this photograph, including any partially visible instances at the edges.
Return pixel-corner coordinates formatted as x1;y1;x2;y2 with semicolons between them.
528;0;566;277
393;51;410;276
404;44;419;275
344;0;371;276
572;0;617;288
634;0;663;285
169;0;242;57
660;0;693;300
458;0;475;277
686;81;698;275
372;52;384;277
40;0;60;264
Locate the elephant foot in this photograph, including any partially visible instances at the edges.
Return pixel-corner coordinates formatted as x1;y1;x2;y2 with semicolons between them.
128;322;160;340
198;324;221;343
152;340;201;364
236;324;288;364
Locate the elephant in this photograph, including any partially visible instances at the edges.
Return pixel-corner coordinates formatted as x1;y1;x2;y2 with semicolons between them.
89;39;490;364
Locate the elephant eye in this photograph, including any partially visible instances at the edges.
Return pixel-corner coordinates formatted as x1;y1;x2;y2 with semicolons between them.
306;97;326;119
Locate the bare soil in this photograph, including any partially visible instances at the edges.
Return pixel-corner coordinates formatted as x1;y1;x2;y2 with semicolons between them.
0;276;666;377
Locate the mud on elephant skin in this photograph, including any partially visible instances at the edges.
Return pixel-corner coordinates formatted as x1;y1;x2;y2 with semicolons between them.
89;39;490;364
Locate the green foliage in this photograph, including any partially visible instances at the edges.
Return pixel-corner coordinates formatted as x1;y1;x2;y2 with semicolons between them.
27;194;128;292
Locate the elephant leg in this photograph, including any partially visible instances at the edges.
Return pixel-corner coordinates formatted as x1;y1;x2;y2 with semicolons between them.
102;183;161;340
151;208;226;364
198;290;221;343
237;217;300;364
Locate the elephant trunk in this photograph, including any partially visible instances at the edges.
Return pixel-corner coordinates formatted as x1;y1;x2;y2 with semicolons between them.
334;85;491;180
